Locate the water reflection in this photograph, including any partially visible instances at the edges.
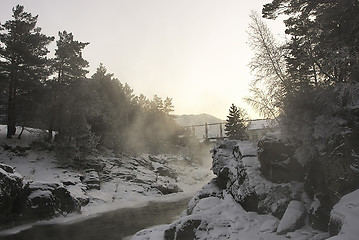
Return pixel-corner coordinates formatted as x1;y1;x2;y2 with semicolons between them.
0;198;190;240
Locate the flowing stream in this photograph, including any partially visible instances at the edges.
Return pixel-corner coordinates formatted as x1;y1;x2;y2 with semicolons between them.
0;197;191;240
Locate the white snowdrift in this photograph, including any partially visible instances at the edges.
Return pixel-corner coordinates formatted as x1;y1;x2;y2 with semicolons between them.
327;189;359;240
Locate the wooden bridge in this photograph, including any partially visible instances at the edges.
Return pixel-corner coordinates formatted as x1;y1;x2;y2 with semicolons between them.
184;122;227;142
184;119;274;142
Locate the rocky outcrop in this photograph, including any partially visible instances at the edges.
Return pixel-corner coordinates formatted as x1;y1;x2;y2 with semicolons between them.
0;165;80;228
258;133;305;183
0;164;23;229
152;182;182;195
133;140;333;240
211;140;303;218
15;182;81;222
305;121;359;230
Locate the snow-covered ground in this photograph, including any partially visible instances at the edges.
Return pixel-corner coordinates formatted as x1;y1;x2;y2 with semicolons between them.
0;125;214;235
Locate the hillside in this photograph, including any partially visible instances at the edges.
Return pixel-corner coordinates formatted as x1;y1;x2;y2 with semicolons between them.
174;114;223;126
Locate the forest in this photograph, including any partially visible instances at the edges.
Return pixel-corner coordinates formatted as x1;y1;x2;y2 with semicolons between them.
0;5;184;160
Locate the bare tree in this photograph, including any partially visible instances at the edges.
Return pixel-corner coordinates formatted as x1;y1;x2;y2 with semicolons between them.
245;11;288;122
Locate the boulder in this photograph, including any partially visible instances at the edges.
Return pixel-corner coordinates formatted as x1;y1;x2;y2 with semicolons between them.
277;200;306;234
15;182;80;222
260;219;279;233
152;182;182;195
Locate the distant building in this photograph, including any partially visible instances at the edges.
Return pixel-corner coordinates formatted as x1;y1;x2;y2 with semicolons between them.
246;119;277;142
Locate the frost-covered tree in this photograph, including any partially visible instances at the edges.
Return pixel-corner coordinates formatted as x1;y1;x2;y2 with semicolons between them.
225;104;248;140
245;12;287;121
263;0;359;84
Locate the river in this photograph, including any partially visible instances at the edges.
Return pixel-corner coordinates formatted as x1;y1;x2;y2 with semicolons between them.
0;197;191;240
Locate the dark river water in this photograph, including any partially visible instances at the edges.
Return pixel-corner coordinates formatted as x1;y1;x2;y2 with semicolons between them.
0;197;191;240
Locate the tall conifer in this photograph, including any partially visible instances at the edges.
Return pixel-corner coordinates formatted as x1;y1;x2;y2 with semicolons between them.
0;5;53;138
224;104;248;140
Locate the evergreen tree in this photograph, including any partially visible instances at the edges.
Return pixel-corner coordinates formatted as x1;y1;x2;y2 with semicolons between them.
46;30;89;140
0;5;53;138
225;104;248;140
263;0;359;85
88;64;134;150
163;97;174;115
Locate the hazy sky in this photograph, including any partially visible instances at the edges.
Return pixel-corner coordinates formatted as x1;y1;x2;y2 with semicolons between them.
1;0;285;119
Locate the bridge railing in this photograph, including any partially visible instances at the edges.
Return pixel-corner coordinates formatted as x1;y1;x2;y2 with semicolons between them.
184;119;273;141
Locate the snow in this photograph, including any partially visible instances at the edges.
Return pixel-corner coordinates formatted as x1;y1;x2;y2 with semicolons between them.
133;191;289;240
277;200;306;234
259;219;279;233
327;189;359;240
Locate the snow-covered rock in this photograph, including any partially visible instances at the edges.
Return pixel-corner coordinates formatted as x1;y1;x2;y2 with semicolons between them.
327;189;359;240
260;219;279;233
0;164;23;229
211;140;303;217
82;169;100;190
16;182;81;221
277;200;306;234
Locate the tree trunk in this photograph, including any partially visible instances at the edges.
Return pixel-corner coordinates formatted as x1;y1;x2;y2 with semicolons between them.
7;69;16;138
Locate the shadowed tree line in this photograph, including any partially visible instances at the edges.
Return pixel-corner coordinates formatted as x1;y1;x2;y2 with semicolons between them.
0;5;183;160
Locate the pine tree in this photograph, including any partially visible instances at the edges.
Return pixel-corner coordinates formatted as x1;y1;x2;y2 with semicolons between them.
163;97;174;115
225;104;248;140
0;5;53;138
46;31;89;140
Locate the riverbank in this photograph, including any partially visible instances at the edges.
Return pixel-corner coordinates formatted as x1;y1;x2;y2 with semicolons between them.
0;125;214;236
133;140;357;240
